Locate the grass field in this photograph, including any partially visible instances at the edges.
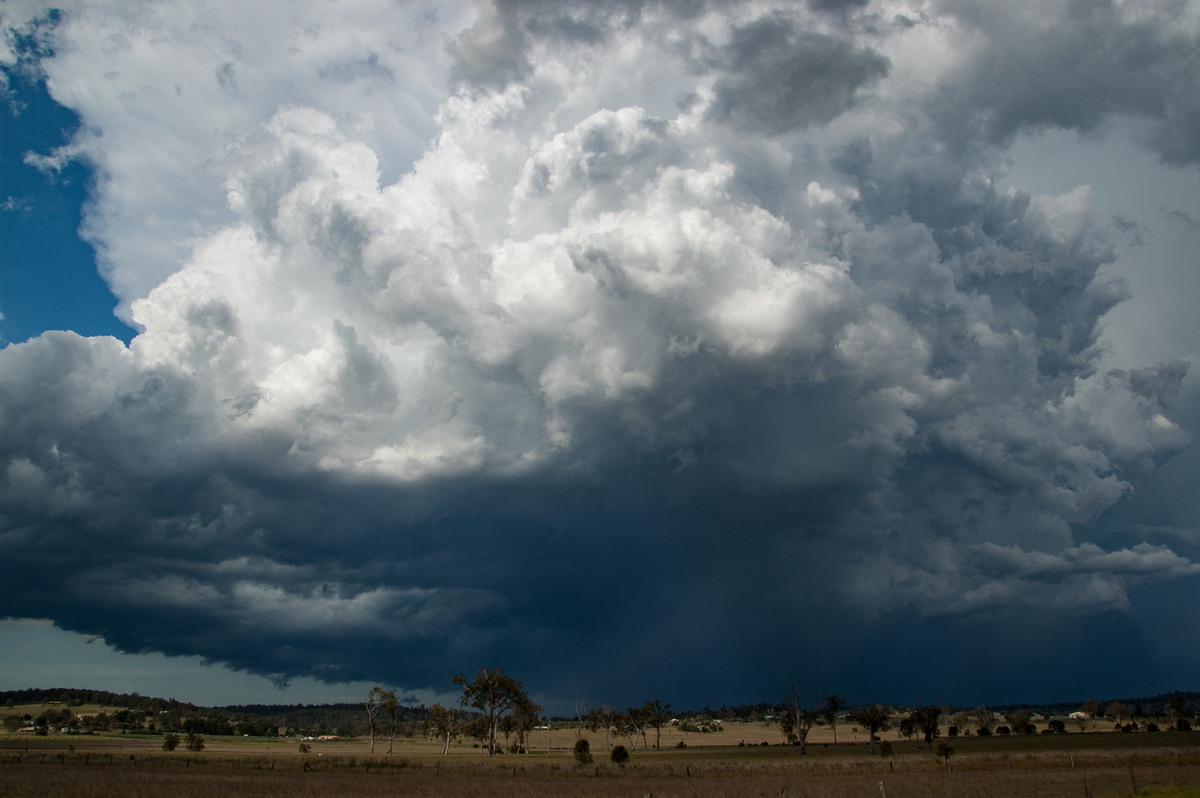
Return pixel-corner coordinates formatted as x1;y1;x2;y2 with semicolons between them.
2;726;1197;797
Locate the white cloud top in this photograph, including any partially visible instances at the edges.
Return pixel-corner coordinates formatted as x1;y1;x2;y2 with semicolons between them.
1;0;1198;703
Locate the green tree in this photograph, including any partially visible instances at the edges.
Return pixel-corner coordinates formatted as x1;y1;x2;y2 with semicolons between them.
452;667;533;756
849;704;891;754
1005;709;1033;735
971;706;995;736
610;744;629;764
615;706;648;750
1105;701;1128;725
428;703;462;754
643;699;671;750
909;703;942;747
587;705;618;752
821;694;847;744
379;689;399;754
573;737;593;765
935;740;954;772
1166;693;1190;731
505;694;543;753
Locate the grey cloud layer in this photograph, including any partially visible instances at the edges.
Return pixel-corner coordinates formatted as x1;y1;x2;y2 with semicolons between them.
1;0;1198;703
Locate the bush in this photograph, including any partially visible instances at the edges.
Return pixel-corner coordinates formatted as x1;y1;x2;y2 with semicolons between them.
996;725;1011;736
573;738;592;765
878;740;893;757
610;744;629;764
185;733;205;752
298;743;311;753
162;733;180;751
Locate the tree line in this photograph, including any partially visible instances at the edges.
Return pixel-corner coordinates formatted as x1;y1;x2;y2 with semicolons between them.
3;685;1195;747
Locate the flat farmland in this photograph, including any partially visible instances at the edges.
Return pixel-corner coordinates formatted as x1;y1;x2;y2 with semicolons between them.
2;729;1198;798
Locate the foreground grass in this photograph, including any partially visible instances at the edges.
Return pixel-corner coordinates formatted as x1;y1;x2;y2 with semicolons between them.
1;732;1197;797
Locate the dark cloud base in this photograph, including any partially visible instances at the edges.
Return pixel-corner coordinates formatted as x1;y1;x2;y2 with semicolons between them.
2;0;1199;709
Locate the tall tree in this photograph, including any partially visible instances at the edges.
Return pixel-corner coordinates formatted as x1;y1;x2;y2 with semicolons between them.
588;705;618;752
1166;693;1190;731
848;704;891;754
908;703;941;747
821;694;847;744
364;687;389;754
643;699;672;750
784;686;821;754
379;689;398;754
575;699;588;741
971;706;995;736
509;694;543;753
428;703;461;754
1005;709;1033;735
452;667;532;756
615;706;649;750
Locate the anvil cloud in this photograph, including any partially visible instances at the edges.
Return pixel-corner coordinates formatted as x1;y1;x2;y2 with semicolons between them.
2;0;1198;708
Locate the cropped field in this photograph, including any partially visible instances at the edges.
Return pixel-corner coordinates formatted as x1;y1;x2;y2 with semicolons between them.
2;728;1197;798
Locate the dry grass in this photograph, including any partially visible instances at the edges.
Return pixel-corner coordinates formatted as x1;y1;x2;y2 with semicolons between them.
1;730;1197;797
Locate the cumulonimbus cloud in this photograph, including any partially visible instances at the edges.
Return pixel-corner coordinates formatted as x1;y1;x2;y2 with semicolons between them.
1;0;1197;703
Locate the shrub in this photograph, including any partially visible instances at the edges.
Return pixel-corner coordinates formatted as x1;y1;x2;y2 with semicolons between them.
162;733;180;751
878;740;893;758
947;725;958;737
298;743;311;753
610;745;629;764
185;733;205;752
573;738;592;765
996;725;1011;736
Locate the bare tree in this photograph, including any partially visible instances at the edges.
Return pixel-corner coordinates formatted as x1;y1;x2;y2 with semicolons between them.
452;667;533;756
365;687;389;754
575;699;588;741
784;686;821;753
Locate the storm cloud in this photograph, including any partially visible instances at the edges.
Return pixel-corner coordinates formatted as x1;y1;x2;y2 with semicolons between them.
1;0;1198;707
